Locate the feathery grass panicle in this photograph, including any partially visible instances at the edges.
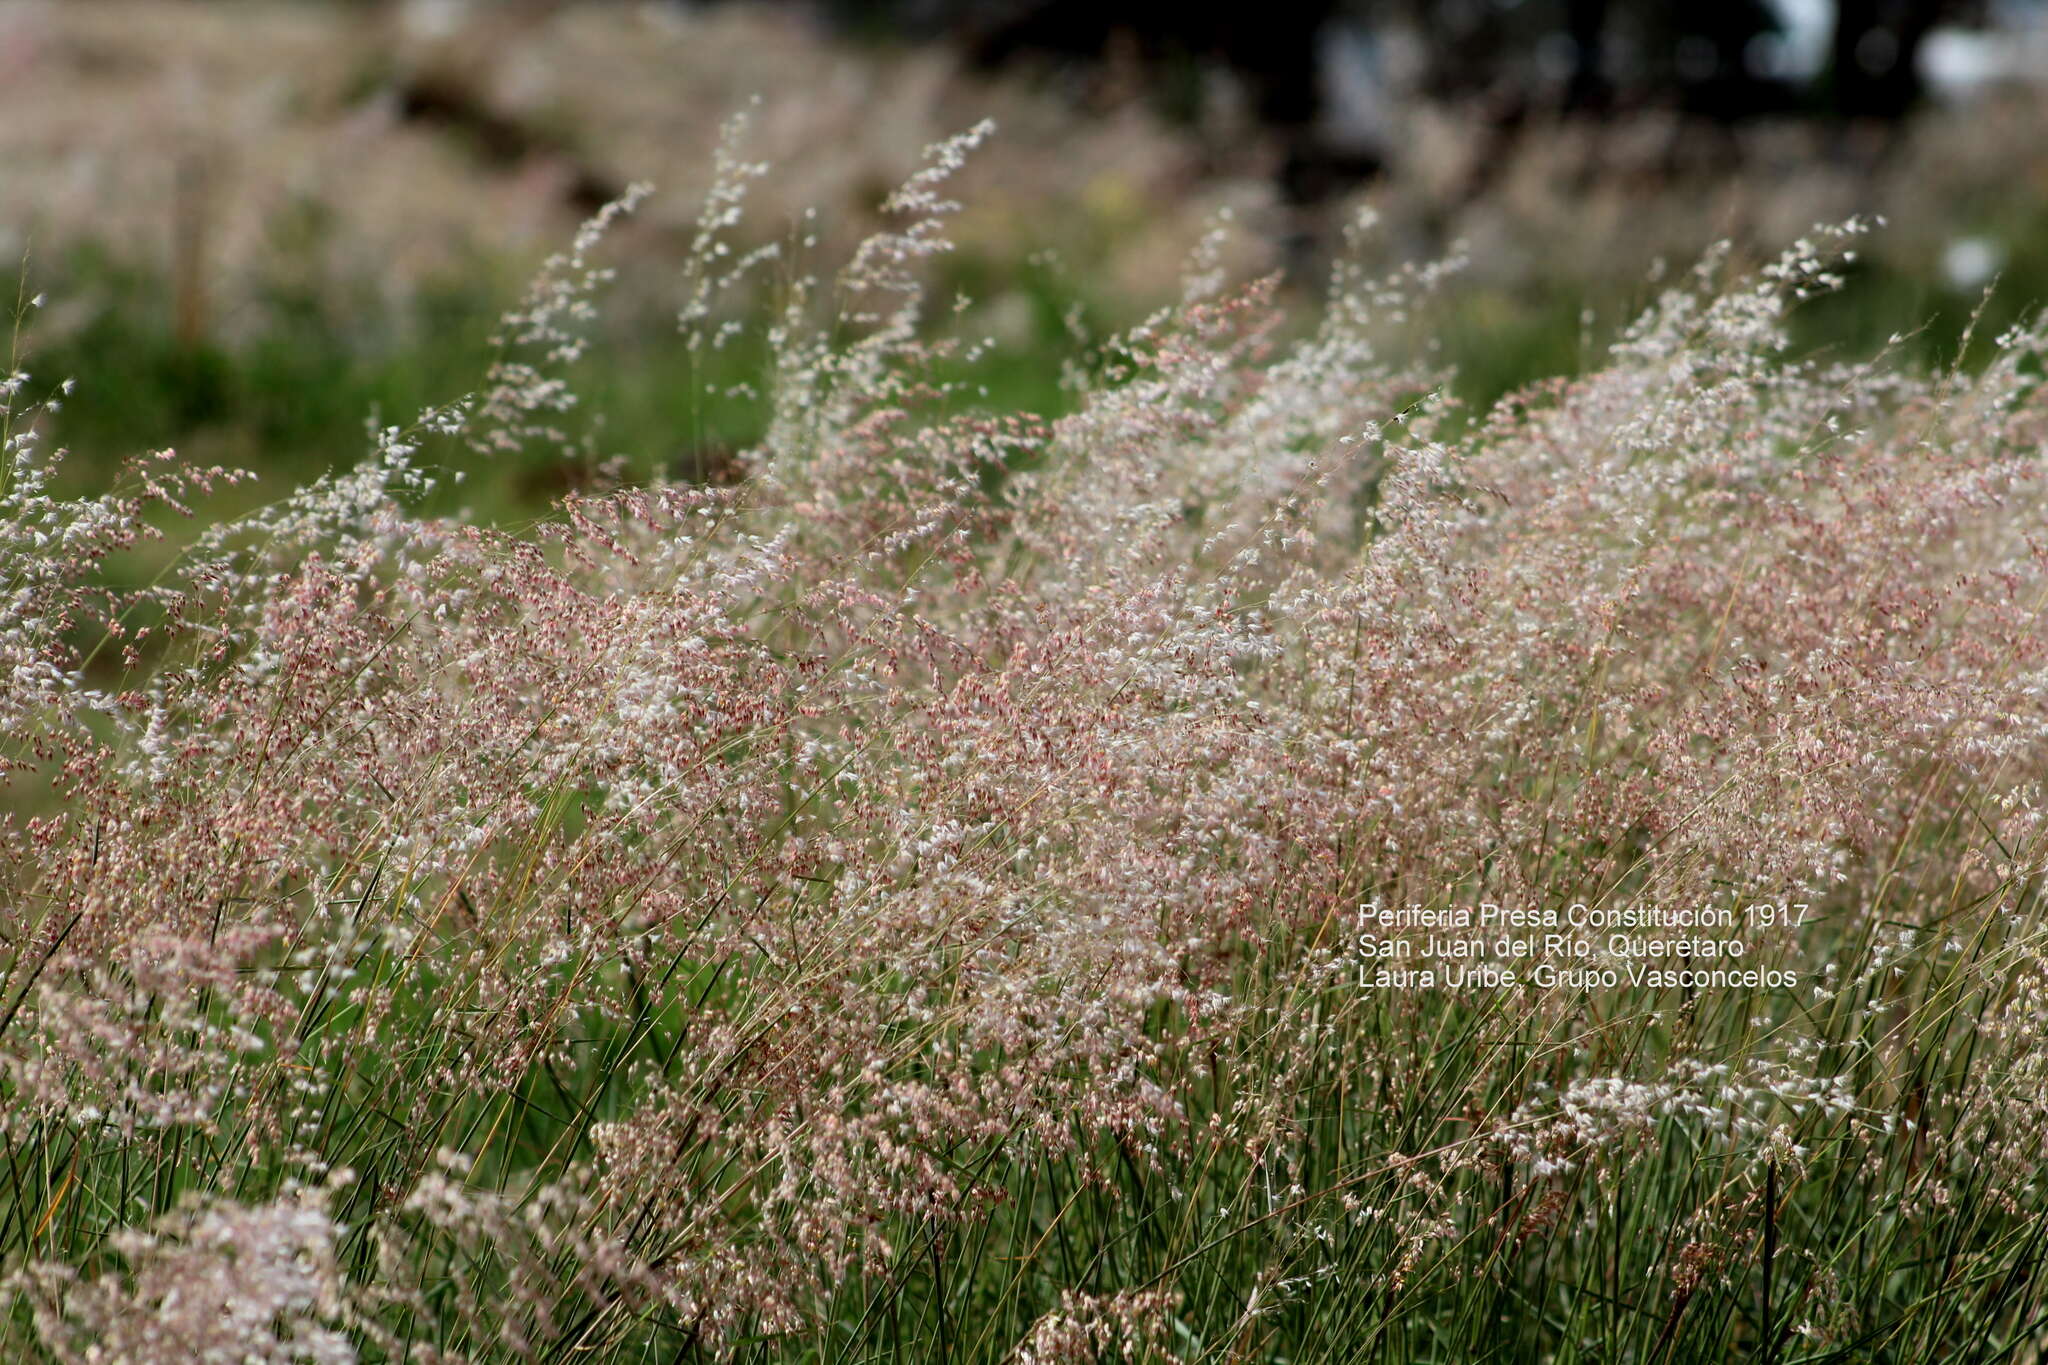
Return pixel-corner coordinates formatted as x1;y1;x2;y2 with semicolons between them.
3;123;2048;1362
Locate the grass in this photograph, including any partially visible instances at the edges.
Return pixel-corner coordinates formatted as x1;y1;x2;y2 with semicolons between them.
35;224;2048;544
28;243;1098;525
4;158;2048;1363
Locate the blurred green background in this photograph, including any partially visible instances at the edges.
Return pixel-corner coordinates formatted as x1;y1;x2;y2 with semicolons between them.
10;0;2048;528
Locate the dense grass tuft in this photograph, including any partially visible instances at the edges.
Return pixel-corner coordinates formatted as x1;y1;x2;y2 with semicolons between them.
4;127;2048;1363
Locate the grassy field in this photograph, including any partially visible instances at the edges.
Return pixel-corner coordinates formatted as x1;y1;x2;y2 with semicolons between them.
19;2;2048;542
3;109;2048;1364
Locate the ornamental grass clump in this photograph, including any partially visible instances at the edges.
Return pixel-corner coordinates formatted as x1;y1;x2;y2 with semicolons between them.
2;120;2047;1362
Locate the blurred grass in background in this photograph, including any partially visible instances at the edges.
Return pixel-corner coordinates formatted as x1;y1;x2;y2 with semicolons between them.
26;243;1097;526
31;216;2048;529
13;0;2048;540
